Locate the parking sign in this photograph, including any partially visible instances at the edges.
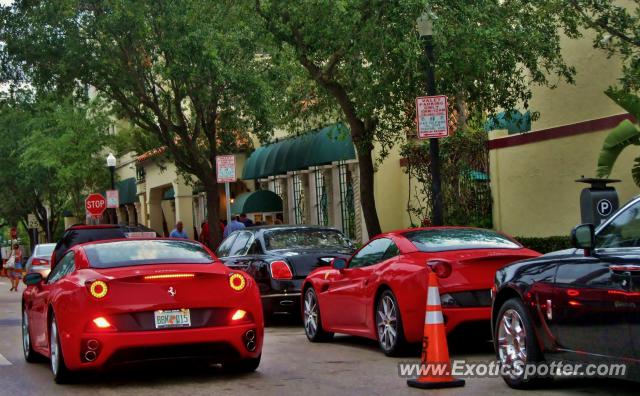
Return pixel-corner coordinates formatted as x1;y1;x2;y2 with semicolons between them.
416;95;449;139
216;155;236;183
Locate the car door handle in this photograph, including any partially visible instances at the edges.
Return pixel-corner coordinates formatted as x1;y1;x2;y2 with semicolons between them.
610;264;640;273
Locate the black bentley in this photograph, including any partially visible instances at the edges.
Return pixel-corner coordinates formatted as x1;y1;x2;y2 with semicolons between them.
492;196;640;388
216;225;356;318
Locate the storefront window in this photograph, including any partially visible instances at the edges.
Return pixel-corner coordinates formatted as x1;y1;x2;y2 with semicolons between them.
315;170;329;226
293;173;306;224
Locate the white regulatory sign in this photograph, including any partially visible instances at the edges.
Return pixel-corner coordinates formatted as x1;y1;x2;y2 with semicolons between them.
416;95;449;139
216;155;237;183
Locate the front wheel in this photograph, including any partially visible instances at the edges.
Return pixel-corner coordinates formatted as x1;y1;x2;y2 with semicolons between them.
50;315;73;384
495;298;551;389
303;288;334;342
375;290;406;356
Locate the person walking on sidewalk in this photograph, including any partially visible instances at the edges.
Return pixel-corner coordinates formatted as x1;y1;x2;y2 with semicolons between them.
169;220;189;239
6;243;23;292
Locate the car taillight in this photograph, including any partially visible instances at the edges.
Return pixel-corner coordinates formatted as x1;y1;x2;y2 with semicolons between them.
270;261;293;280
33;259;48;265
229;273;247;291
87;280;109;299
144;273;195;280
427;260;452;278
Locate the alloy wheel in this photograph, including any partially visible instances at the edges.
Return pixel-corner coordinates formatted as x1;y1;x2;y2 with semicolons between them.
22;310;30;356
376;294;398;351
497;308;528;372
50;320;59;376
304;290;319;338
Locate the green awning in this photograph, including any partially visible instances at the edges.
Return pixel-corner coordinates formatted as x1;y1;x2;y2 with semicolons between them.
242;123;355;180
116;177;137;205
230;190;283;214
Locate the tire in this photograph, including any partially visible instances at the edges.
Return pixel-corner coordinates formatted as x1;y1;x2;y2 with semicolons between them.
494;298;552;389
224;355;261;373
303;287;334;342
22;306;40;363
49;314;73;384
375;290;406;356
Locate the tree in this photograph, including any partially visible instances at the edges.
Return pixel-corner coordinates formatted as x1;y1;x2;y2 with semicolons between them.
255;0;578;233
0;91;112;244
1;0;277;246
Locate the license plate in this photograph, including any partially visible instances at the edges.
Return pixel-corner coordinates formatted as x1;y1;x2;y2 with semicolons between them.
154;309;191;329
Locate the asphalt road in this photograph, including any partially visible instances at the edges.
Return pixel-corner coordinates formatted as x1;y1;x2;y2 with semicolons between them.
0;279;636;396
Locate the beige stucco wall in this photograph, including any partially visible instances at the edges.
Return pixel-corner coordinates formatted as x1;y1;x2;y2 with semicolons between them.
372;143;412;234
489;23;637;237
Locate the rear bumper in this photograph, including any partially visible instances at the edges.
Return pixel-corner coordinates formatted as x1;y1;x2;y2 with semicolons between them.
443;307;491;334
262;293;301;316
63;323;262;371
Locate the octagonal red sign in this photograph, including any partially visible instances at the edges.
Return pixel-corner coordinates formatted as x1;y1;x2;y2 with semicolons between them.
85;193;107;216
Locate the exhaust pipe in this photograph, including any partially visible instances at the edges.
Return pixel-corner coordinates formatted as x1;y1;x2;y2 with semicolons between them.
87;339;100;351
246;340;256;352
245;330;256;341
84;350;97;362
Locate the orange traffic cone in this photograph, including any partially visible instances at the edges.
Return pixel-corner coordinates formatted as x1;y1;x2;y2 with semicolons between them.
407;271;465;389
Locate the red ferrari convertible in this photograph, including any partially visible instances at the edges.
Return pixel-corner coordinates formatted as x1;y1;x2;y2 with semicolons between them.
302;227;539;355
21;238;263;383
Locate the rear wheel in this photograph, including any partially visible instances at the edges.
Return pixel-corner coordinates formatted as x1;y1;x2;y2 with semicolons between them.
224;355;261;373
303;287;334;342
22;307;40;363
375;290;406;356
50;315;73;384
495;298;551;389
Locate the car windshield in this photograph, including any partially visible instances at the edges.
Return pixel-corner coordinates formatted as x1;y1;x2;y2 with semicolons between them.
404;228;521;252
34;244;55;257
84;240;214;268
264;229;353;251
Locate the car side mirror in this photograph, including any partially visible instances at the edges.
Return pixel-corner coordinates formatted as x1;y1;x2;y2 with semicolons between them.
24;272;43;286
332;258;348;271
571;223;595;256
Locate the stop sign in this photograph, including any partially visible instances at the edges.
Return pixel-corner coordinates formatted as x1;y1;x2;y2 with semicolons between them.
85;193;107;217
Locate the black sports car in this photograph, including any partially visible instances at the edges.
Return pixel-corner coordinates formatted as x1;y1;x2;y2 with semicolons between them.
492;196;640;388
217;225;356;318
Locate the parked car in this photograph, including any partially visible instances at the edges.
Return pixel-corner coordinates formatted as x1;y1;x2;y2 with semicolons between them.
492;197;640;388
302;227;540;356
51;224;158;268
217;225;355;318
22;238;263;383
25;243;56;278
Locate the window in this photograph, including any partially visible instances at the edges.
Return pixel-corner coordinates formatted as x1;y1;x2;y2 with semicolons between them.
596;200;640;248
338;162;356;239
349;238;393;269
47;252;75;284
216;234;237;257
84;240;213;268
315;170;329;226
227;232;253;256
293;173;306;224
382;241;401;260
264;228;353;251
404;228;521;252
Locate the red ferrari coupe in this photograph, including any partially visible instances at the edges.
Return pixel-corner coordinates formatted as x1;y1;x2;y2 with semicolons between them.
302;227;540;355
21;238;263;383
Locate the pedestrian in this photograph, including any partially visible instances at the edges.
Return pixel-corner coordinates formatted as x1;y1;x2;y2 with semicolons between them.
6;243;23;292
199;220;210;247
223;216;245;238
169;220;189;239
239;213;254;227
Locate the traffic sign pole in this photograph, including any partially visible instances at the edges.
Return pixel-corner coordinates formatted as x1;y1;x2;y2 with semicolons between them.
225;182;232;222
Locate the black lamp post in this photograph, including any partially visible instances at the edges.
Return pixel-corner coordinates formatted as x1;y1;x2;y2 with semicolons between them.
417;12;443;226
106;153;116;224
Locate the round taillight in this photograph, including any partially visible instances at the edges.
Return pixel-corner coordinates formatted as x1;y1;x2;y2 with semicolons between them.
89;280;108;299
428;260;452;278
229;273;246;291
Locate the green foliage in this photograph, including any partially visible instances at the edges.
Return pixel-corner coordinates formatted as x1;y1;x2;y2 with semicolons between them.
515;236;573;254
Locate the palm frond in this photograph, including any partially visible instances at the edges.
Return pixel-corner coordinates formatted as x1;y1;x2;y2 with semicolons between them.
605;87;640;120
596;119;640;177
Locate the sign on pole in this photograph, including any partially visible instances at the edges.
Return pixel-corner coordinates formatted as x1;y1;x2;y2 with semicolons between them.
85;193;107;217
106;190;119;209
216;155;236;221
216;155;237;183
27;214;39;229
416;95;449;139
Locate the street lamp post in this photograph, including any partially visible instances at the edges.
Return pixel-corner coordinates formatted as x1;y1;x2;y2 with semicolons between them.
417;12;444;226
106;153;117;224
